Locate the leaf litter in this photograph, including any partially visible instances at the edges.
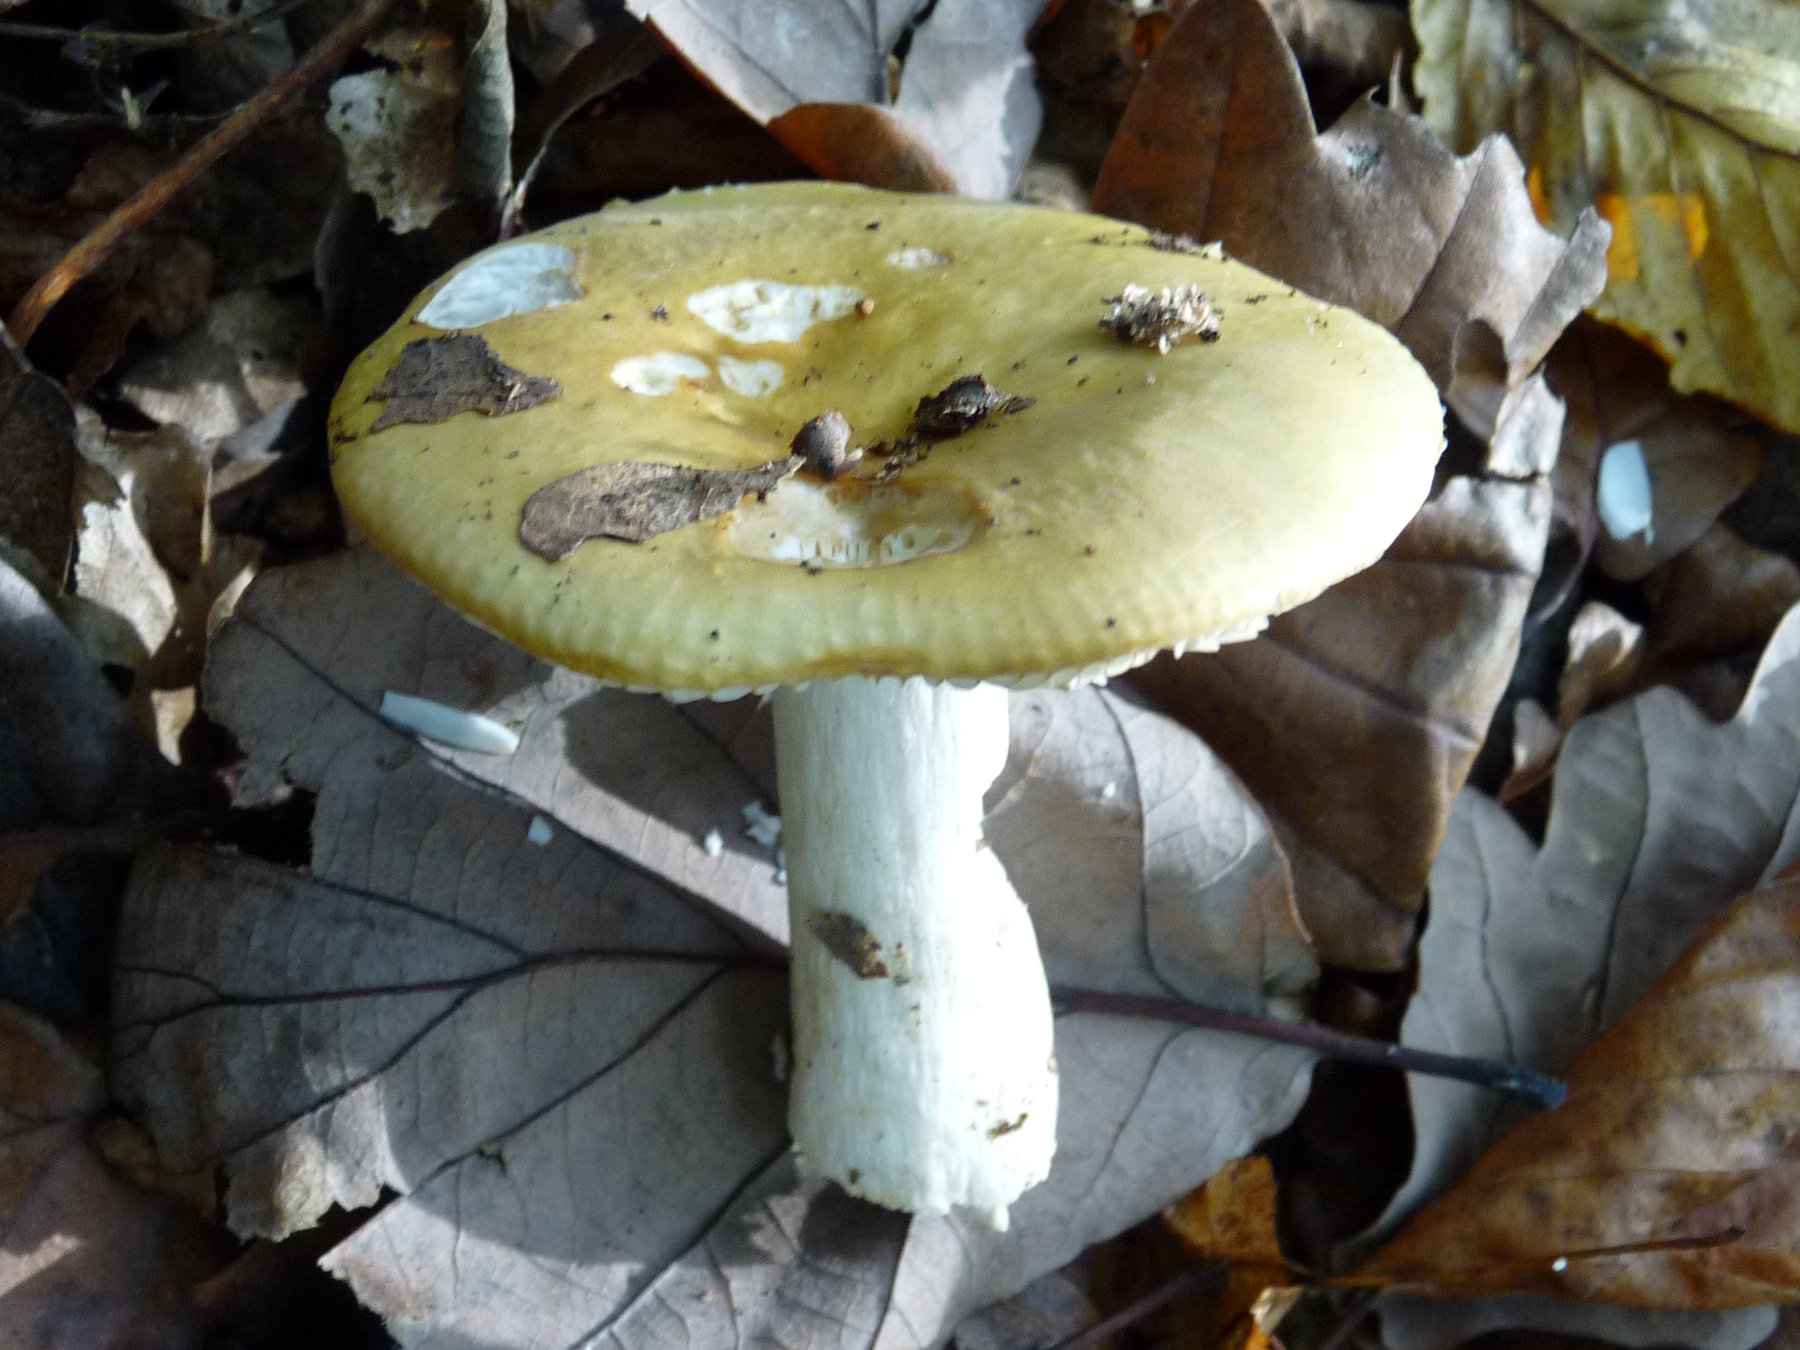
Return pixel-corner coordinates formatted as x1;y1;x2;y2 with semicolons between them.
2;0;1796;1345
114;545;1320;1346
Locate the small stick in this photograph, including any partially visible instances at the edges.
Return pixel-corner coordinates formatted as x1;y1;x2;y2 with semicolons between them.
0;0;310;47
1051;988;1567;1110
1045;1265;1227;1350
6;0;398;346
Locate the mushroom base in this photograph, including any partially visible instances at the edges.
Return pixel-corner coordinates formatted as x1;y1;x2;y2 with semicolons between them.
773;676;1058;1228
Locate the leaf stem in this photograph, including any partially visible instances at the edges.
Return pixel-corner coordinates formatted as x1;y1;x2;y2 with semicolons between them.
1050;988;1567;1110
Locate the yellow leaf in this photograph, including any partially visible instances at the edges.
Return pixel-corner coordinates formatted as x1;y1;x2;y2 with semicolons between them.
1414;0;1800;430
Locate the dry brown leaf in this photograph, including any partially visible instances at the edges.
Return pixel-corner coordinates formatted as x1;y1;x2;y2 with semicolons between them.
1094;0;1605;968
0;1000;231;1347
1360;869;1800;1304
1165;1157;1293;1350
1647;525;1800;673
624;0;1043;198
0;351;75;586
1555;601;1645;727
115;546;1318;1345
1346;607;1800;1342
1412;0;1800;431
1548;319;1762;586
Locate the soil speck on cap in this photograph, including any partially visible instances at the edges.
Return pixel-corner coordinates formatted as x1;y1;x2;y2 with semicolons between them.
1100;285;1221;354
791;411;859;479
369;335;561;430
651;304;669;321
911;375;1034;438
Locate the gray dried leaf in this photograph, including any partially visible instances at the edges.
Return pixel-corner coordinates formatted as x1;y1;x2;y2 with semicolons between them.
369;335;561;430
626;0;1044;199
0;1001;231;1343
1094;0;1606;969
118;546;1320;1346
327;43;461;234
520;456;800;558
0;362;75;583
1339;608;1800;1337
457;0;515;209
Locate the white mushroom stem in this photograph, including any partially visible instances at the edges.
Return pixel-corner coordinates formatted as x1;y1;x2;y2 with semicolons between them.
772;676;1058;1228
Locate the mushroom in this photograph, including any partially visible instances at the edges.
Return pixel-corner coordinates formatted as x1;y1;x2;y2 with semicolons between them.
328;182;1444;1227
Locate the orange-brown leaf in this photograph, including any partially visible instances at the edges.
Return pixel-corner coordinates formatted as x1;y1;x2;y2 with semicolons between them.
1358;872;1800;1305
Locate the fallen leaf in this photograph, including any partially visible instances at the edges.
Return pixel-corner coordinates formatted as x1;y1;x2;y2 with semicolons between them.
1555;601;1645;727
1548;319;1762;585
625;0;1045;198
0;350;75;585
1343;608;1800;1342
1376;1295;1777;1350
1361;869;1800;1303
326;26;464;233
1647;525;1800;674
1167;1156;1286;1270
519;456;800;557
0;1000;233;1347
113;288;321;448
114;546;1319;1344
366;334;561;430
0;557;179;829
1376;604;1800;1255
1094;0;1606;968
954;1265;1097;1350
456;0;514;211
1165;1157;1292;1350
1410;0;1800;431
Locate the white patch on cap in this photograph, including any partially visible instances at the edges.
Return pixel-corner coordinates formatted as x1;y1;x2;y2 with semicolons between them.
417;243;583;329
1598;440;1654;542
723;478;985;568
611;352;710;395
686;281;864;343
887;246;951;269
717;355;785;398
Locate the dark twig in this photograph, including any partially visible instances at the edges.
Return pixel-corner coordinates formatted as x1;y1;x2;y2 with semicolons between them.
0;0;311;48
1045;1265;1228;1350
6;0;398;346
1051;988;1568;1110
1312;1291;1380;1350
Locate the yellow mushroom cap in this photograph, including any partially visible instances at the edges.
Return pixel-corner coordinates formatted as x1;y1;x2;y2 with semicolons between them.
329;182;1444;695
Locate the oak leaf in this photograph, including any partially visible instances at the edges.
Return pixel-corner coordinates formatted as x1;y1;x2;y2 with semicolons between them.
623;0;1042;199
1411;0;1800;430
114;548;1319;1347
1360;869;1800;1304
1093;0;1606;968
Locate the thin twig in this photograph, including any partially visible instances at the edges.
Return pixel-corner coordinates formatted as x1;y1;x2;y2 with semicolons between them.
0;0;311;48
1051;988;1568;1110
6;0;398;346
1312;1291;1380;1350
1045;1265;1228;1350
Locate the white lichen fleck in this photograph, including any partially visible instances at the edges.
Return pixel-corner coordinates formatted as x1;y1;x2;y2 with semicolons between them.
611;352;710;396
716;355;785;398
887;247;952;269
686;281;864;343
